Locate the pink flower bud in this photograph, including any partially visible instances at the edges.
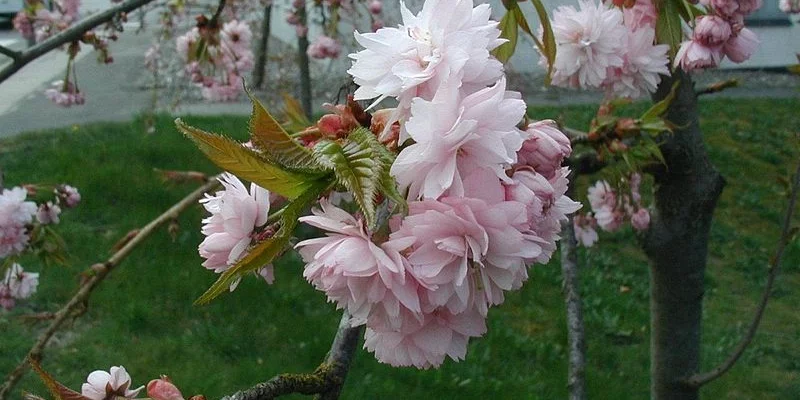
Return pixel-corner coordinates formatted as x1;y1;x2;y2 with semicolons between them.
709;0;739;17
631;208;650;231
737;0;762;15
674;39;722;71
693;16;731;47
517;120;571;180
371;19;384;31
368;0;382;14
147;378;184;400
723;28;758;63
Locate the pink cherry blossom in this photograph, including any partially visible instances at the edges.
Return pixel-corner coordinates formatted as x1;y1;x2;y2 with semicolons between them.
604;26;669;99
708;0;739;17
389;197;537;316
307;35;342;59
0;187;37;258
3;263;39;300
693;15;732;47
631;208;651;231
44;80;85;107
0;286;14;310
517;120;571;179
296;200;421;325
198;173;271;274
56;184;81;208
506;167;582;263
547;0;626;89
364;304;486;369
594;205;625;232
391;78;525;200
621;0;657;30
368;0;382;14
81;366;143;400
723;28;758;63
587;181;616;211
674;39;722;72
348;0;504;119
780;0;800;13
36;202;61;225
221;20;253;54
573;213;599;247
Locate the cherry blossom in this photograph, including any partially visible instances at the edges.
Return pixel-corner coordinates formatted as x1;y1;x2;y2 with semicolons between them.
81;366;143;400
604;26;669;99
573;213;599;247
347;0;504;128
296;200;421;326
517;120;572;180
547;0;626;89
56;184;81;208
2;263;39;301
36;202;62;225
198;173;271;275
307;35;342;59
390;78;525;200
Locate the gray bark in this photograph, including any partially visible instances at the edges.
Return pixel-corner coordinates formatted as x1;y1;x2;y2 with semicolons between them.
561;206;587;400
644;71;725;400
296;5;312;117
252;4;272;89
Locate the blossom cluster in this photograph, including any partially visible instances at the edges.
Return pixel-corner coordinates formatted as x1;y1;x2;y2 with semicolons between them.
176;19;255;101
198;173;275;286
545;0;760;99
573;174;649;247
303;0;386;60
675;0;761;71
13;0;80;43
546;0;669;99
781;0;800;13
0;184;80;310
292;0;580;368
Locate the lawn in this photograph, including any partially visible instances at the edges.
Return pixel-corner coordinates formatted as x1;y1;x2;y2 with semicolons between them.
1;97;799;399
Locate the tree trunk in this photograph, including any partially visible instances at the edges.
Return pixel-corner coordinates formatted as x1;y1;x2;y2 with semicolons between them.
296;5;313;118
644;71;725;399
252;4;272;89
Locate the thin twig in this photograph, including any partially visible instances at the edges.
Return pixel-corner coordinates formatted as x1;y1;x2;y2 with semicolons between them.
209;0;227;26
695;78;739;97
682;160;800;387
0;45;21;60
560;179;587;400
221;311;364;400
0;177;220;400
0;0;156;85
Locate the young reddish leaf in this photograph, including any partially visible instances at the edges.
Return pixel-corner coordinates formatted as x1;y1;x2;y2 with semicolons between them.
176;118;324;200
29;358;92;400
246;90;326;173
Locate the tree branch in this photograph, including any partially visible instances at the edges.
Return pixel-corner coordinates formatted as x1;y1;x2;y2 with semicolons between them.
560;178;587;400
0;177;220;400
221;312;364;400
0;45;21;60
682;160;800;388
695;79;739;97
0;0;157;85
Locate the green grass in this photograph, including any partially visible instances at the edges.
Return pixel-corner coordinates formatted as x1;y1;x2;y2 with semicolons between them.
1;98;799;399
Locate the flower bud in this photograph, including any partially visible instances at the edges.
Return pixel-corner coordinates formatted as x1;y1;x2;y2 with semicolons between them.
693;15;731;47
723;28;758;63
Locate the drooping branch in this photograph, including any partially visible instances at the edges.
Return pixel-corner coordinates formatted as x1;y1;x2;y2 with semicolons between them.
0;177;220;400
695;79;739;97
0;45;20;60
0;0;156;85
221;312;364;400
682;160;800;388
560;179;587;400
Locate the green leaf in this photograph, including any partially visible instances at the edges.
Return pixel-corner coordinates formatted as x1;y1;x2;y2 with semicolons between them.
246;90;326;174
313;129;383;227
281;92;312;129
492;10;518;64
194;181;330;305
355;128;408;214
177;118;325;199
29;358;91;400
641;81;680;121
656;0;684;58
530;0;556;85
